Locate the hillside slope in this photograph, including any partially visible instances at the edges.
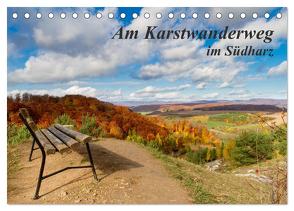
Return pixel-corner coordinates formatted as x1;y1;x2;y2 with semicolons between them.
147;145;274;204
7;94;168;139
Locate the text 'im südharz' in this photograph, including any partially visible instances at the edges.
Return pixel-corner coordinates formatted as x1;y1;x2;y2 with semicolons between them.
111;25;274;43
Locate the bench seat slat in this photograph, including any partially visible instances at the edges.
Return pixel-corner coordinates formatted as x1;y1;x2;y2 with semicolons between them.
35;130;56;155
41;129;70;154
48;127;80;149
54;124;92;143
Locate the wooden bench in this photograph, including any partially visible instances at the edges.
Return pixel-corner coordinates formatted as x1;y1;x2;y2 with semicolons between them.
19;108;99;200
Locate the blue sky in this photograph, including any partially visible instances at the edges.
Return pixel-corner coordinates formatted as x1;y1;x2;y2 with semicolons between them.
7;7;287;103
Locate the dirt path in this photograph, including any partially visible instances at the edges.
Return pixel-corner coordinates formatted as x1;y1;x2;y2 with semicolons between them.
8;138;191;204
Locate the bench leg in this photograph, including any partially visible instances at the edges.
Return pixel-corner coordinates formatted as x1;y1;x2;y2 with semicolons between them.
86;143;99;181
33;150;46;200
29;138;36;162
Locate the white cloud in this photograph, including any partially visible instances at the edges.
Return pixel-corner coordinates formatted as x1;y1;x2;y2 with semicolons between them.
228;89;251;99
33;8;119;53
138;58;196;80
127;91;198;102
126;84;206;102
219;82;230;88
196;82;207;89
8;85;122;101
130;84;191;98
138;47;247;84
66;80;90;86
63;86;98;97
247;74;266;81
65;80;140;86
8;42;17;58
137;24;249;84
203;92;219;99
160;39;204;60
8;8;160;83
8;52;120;83
268;61;287;76
153;92;181;100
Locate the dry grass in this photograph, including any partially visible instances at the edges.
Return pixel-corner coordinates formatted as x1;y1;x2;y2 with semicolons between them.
146;145;273;204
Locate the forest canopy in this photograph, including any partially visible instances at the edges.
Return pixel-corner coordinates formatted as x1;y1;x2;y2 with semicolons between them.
7;93;168;139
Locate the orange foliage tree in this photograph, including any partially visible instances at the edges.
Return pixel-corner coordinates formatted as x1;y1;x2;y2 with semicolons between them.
7;94;168;140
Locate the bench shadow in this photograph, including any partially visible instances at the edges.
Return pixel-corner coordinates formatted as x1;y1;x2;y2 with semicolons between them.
39;142;143;198
75;143;144;176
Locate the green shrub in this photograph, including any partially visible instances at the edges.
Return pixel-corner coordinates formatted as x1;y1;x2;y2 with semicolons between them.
8;124;31;145
127;131;188;156
231;131;274;165
80;114;105;137
127;130;146;144
147;140;161;149
277;140;287;156
162;134;178;153
186;147;208;165
54;113;76;126
207;148;217;161
272;126;287;156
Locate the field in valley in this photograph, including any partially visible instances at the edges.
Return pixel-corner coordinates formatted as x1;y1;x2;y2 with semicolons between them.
159;111;282;141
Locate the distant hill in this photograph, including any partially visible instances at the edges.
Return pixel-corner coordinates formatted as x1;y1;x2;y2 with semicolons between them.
199;104;284;111
7;94;168;139
131;99;287;114
115;100;219;107
235;98;287;108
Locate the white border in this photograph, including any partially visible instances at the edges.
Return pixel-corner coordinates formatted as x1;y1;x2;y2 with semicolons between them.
0;0;292;211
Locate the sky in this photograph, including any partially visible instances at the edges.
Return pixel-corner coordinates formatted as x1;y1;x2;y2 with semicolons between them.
7;7;287;104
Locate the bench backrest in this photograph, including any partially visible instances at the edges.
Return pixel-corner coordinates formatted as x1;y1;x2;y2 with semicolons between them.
19;108;56;154
19;108;39;134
